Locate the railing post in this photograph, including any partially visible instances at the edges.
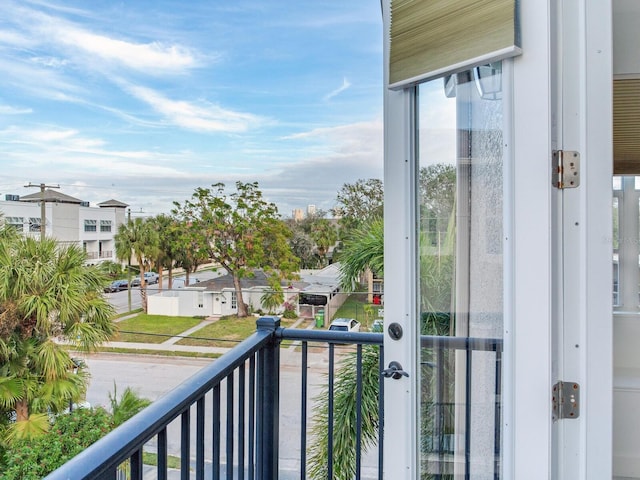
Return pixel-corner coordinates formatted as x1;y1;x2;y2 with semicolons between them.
256;316;281;480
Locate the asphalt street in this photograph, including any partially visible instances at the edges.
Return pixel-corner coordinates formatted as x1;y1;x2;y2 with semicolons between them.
84;352;379;479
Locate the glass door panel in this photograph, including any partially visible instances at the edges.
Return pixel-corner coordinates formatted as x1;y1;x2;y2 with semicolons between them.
417;66;504;478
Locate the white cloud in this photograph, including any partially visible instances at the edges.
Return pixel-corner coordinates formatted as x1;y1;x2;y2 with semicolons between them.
125;84;267;133
58;28;199;73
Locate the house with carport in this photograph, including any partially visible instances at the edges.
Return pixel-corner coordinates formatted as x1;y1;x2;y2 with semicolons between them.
147;264;347;320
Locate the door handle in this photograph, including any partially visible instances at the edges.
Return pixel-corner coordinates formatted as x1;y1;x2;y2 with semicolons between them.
381;361;409;380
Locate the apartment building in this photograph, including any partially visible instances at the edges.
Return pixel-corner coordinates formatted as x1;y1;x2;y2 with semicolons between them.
0;190;128;265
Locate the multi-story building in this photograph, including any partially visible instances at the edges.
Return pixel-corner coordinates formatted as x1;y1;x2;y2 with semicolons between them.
291;208;304;221
0;190;128;265
306;204;316;217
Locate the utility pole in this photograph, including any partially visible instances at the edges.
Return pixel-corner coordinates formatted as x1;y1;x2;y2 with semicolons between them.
24;183;60;241
127;208;132;312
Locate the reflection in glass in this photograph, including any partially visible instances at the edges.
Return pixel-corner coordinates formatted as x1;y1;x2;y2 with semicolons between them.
417;66;504;478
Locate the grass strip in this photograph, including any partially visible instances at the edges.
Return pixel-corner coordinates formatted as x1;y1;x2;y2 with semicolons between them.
113;314;203;343
96;346;221;359
143;452;182;469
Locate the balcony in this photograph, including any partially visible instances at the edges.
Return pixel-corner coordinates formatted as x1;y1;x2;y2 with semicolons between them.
45;317;502;479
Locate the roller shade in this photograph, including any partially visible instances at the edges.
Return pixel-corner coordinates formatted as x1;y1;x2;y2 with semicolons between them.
614;78;640;174
389;0;521;88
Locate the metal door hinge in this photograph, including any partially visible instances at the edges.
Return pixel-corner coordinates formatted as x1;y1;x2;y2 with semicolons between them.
552;381;580;421
552;150;580;189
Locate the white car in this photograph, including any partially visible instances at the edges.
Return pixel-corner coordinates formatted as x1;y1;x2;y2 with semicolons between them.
329;318;361;332
143;272;159;284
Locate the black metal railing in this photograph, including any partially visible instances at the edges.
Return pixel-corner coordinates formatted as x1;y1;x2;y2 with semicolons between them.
45;317;502;480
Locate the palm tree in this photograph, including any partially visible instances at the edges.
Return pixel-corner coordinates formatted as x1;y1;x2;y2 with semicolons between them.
311;219;338;267
308;346;380;480
0;232;115;440
109;384;151;427
336;217;384;291
114;217;159;312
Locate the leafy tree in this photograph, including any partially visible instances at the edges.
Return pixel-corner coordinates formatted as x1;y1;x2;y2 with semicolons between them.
289;230;318;269
419;164;456;248
332;178;383;231
114;217;160;311
173;182;299;317
0;233;115;436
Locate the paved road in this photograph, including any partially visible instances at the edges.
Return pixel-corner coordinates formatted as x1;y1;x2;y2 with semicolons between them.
84;352;379;479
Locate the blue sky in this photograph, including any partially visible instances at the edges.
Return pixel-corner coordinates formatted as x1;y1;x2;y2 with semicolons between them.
0;0;383;218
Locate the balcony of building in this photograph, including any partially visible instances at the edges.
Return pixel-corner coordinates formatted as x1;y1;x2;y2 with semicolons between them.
45;317;502;480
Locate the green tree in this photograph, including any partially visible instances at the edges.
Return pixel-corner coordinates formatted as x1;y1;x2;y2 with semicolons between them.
308;346;380;480
336;217;384;291
310;218;338;266
109;384;151;427
419;164;456;249
289;230;318;269
0;233;115;436
148;214;176;290
114;217;160;312
173;224;209;287
173;182;299;317
332;178;383;231
260;277;285;314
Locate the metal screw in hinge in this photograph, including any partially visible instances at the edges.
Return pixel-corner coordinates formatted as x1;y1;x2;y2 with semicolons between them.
552;150;580;189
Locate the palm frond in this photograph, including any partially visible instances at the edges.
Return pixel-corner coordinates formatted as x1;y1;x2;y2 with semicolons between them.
337;218;384;292
308;346;381;480
5;413;50;443
0;377;22;409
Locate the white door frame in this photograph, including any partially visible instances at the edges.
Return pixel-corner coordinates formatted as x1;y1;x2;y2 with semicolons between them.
381;2;419;473
551;0;613;478
382;0;612;478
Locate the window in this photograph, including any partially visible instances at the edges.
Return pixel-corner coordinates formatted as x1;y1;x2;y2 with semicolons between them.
613;176;640;311
100;220;112;232
417;65;504;476
28;217;41;233
231;292;237;310
84;219;97;232
197;291;204;309
6;217;23;232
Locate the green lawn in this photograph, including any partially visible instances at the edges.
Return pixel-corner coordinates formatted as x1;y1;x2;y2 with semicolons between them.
331;293;382;331
176;315;297;348
113;314;203;343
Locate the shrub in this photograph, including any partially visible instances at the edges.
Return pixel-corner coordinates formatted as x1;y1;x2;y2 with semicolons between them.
2;408;113;479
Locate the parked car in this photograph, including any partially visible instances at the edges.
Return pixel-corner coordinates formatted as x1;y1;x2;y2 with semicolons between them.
143;271;159;284
104;280;128;293
130;277;141;287
329;318;361;332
